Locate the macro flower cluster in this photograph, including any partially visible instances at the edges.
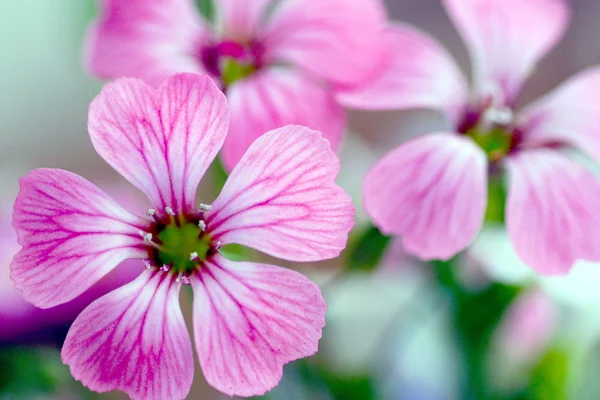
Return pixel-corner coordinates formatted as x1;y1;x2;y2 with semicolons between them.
5;0;600;399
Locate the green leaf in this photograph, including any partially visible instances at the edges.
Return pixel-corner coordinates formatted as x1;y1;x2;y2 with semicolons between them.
0;347;71;396
295;360;377;400
211;155;229;193
196;0;215;23
346;225;391;272
526;348;570;400
432;259;521;400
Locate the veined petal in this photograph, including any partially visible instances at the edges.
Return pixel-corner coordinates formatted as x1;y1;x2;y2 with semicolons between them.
363;133;488;260
89;74;229;216
10;169;147;309
214;0;273;40
62;271;193;400
443;0;569;105
208;126;354;262
86;0;209;86
506;150;600;274
221;68;345;170
518;67;600;163
191;254;326;397
261;0;387;85
337;24;468;125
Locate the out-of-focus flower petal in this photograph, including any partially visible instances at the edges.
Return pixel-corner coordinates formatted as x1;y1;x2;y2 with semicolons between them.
214;0;273;39
221;68;344;170
62;271;193;400
443;0;569;105
86;0;209;86
191;254;325;397
363;133;487;260
506;150;600;274
519;67;600;163
262;0;387;85
207;126;354;262
89;74;229;216
496;289;557;365
337;24;468;125
10;169;147;309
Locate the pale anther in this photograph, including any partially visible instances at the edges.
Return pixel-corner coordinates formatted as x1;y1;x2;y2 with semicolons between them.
143;233;153;244
165;207;175;216
182;276;191;285
198;220;207;231
146;208;156;217
199;203;212;212
176;272;183;283
144;261;156;271
160;264;171;272
214;240;222;249
484;106;514;126
190;251;199;261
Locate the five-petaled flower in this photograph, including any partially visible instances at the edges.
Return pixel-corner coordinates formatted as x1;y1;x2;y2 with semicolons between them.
10;74;354;399
85;0;387;170
342;0;600;274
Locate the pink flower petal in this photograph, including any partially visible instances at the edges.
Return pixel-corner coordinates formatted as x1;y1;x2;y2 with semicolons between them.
62;271;193;400
214;0;272;39
506;150;600;274
262;0;387;85
191;254;326;397
89;74;229;216
221;68;345;170
443;0;569;105
207;126;354;262
363;133;488;260
337;24;468;125
518;67;600;163
496;289;557;365
86;0;209;86
10;169;147;309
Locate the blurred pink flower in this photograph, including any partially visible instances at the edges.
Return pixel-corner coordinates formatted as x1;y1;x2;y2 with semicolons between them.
85;0;387;170
10;74;354;399
348;0;600;274
496;289;557;365
0;197;140;342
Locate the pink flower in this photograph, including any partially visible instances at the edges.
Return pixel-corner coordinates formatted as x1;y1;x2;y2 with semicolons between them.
346;0;600;274
496;289;557;366
85;0;387;170
10;74;354;399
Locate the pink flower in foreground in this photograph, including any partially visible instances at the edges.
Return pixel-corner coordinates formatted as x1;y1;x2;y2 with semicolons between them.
343;0;600;274
10;74;354;399
85;0;386;170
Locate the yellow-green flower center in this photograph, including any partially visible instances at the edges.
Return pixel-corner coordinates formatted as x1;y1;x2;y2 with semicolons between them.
157;223;211;273
467;126;512;162
221;58;257;87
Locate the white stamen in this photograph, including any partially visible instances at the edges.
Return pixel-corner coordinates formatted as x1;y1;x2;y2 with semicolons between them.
145;208;156;217
181;276;191;285
198;220;207;231
144;261;157;271
214;240;222;249
190;251;199;261
161;264;171;272
484;106;514;126
199;203;212;212
143;233;153;244
165;207;175;216
176;272;183;283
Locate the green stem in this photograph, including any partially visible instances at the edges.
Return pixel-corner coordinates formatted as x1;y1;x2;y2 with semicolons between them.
432;259;520;400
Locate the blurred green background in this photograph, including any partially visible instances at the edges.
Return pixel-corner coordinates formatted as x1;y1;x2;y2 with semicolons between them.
3;1;600;399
